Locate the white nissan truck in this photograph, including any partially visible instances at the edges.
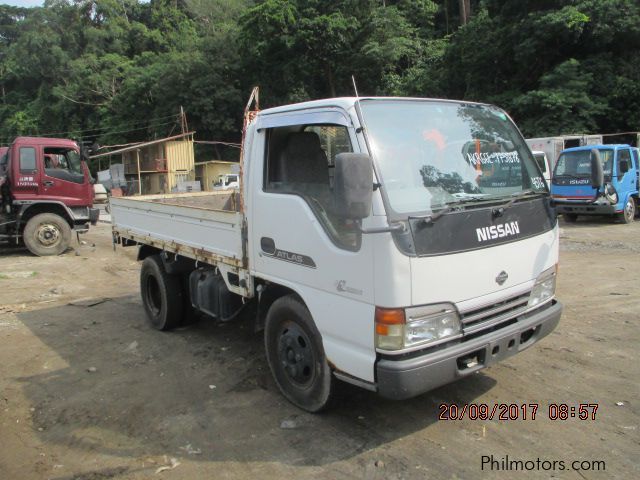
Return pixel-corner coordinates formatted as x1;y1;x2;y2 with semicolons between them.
111;94;562;411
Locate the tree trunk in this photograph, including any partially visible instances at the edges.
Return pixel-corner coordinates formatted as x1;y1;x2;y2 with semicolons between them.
324;63;336;98
458;0;471;25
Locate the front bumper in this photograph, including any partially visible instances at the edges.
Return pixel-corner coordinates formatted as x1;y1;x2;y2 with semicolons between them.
376;300;562;400
554;201;617;215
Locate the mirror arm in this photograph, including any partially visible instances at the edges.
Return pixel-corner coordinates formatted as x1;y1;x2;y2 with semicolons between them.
358;222;406;234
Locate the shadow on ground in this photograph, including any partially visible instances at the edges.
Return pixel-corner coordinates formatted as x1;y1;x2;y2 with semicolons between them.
16;296;495;467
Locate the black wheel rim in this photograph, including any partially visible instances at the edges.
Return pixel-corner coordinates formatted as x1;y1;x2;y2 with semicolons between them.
145;275;161;316
277;322;316;388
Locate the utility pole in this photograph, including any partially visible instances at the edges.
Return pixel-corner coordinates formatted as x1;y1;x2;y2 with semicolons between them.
179;106;188;134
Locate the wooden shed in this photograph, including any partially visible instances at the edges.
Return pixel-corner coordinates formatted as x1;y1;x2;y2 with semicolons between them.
91;132;196;195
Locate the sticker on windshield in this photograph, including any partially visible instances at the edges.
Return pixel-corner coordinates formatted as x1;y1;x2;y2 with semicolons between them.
531;177;546;189
466;151;520;165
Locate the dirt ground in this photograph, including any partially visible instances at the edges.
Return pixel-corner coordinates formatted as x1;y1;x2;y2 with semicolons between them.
0;215;638;480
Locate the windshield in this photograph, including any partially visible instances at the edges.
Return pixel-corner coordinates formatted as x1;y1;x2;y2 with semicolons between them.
554;149;613;178
360;100;546;215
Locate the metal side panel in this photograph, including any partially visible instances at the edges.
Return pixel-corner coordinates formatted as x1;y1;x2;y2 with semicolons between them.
110;196;243;262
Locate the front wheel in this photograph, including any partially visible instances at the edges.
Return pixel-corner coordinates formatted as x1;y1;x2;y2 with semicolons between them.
264;295;333;412
23;213;71;256
618;197;635;224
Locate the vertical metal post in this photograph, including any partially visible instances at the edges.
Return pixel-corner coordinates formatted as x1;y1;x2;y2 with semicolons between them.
136;149;141;195
239;87;260;268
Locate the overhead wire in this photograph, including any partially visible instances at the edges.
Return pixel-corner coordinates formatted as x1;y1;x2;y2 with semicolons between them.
194;140;241;148
0;114;180;143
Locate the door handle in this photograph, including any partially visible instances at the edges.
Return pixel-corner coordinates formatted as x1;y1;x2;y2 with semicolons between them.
43;181;54;187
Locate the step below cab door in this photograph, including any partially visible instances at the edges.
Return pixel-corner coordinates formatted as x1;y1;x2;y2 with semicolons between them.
248;109;377;382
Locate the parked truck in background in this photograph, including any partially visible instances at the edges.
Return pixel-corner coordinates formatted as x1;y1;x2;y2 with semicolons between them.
212;173;239;190
111;94;563;411
531;150;551;186
526;135;602;171
0;137;99;255
551;145;639;223
526;132;640;172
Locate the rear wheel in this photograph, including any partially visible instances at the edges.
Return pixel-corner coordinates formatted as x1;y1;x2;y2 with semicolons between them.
618;197;635;224
140;255;182;330
23;213;71;256
563;213;578;223
264;295;333;412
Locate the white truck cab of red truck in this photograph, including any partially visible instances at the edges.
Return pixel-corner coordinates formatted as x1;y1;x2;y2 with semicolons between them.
111;95;562;411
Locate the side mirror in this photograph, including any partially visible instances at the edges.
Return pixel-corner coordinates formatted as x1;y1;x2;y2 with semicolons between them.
333;152;373;219
619;159;629;174
590;149;604;188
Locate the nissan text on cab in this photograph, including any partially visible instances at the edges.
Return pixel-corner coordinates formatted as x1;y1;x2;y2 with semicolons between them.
111;95;562;411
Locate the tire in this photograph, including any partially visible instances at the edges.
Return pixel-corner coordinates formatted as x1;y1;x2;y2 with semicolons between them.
563;213;578;223
264;295;333;412
23;213;71;256
618;197;635;224
139;255;182;330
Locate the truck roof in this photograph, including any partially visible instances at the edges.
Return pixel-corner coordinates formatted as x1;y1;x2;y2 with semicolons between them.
561;144;630;153
11;136;78;148
259;96;490;116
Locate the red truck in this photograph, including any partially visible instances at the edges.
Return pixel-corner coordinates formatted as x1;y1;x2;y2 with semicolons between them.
0;137;98;256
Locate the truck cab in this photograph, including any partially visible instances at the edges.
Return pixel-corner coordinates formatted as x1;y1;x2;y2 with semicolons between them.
551;145;639;223
0;137;99;255
113;96;562;411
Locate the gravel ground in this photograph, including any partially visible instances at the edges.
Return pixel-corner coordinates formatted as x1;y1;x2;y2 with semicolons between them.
0;217;638;480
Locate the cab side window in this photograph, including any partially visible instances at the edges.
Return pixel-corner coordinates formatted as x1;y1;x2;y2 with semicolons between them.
19;147;37;173
264;124;360;250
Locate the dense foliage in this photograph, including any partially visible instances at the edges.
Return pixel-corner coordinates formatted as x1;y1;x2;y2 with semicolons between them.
1;0;639;157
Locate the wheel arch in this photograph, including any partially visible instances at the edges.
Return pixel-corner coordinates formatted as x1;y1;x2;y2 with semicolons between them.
137;244;162;261
19;202;73;231
255;281;306;332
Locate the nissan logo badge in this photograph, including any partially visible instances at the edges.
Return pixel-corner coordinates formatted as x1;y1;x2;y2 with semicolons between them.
495;271;508;285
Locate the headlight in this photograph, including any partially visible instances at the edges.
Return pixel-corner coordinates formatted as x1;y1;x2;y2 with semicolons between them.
375;303;462;351
528;265;557;309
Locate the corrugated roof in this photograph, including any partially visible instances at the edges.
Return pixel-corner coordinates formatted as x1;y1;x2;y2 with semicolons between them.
90;131;195;159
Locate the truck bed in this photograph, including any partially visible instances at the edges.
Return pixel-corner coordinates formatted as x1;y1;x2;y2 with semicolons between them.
110;191;244;267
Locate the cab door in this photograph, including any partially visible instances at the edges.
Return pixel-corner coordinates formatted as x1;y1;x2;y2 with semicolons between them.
247;110;377;382
38;145;90;206
614;148;636;200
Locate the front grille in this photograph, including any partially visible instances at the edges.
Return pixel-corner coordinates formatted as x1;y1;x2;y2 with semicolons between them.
460;291;531;335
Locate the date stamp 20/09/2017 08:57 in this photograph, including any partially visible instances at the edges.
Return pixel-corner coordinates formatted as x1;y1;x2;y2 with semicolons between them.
438;403;599;421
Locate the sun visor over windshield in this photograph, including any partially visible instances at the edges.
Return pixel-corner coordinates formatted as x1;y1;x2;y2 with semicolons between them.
257;110;351;130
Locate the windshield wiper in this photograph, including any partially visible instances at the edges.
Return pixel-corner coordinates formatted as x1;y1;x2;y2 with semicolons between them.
412;197;484;225
492;190;541;217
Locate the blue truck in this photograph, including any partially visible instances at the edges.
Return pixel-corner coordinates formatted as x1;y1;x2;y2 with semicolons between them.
551;144;639;223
